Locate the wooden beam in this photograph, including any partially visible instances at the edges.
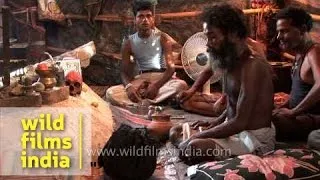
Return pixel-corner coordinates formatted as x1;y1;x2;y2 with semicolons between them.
6;1;25;10
2;6;11;87
46;46;69;54
64;8;320;22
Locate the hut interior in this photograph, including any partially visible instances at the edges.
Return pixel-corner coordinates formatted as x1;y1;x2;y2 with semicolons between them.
0;0;320;179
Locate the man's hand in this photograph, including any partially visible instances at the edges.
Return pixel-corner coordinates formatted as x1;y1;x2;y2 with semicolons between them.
144;83;159;99
126;86;142;103
177;88;196;104
191;120;220;130
178;135;196;154
191;121;209;129
273;108;295;118
178;138;190;151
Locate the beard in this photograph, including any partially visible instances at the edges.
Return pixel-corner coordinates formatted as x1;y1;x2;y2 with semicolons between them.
207;39;239;71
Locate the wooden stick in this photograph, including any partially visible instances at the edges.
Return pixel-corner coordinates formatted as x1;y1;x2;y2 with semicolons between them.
311;14;320;21
202;80;211;95
100;52;122;60
2;6;11;87
159;11;202;18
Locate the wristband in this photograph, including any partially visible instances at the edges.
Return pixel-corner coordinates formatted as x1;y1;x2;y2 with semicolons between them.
124;83;133;91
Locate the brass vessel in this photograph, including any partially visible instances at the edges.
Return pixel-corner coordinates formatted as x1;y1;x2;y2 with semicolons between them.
35;69;57;90
147;113;173;140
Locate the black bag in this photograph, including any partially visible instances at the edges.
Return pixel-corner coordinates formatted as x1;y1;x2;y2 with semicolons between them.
98;124;159;180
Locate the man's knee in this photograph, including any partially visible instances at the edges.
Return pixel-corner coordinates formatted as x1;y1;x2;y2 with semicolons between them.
188;138;212;153
178;80;189;90
187;139;222;161
181;139;204;158
308;129;320;150
272;114;298;130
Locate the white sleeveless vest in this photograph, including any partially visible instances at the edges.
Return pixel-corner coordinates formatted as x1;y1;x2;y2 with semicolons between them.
129;28;166;71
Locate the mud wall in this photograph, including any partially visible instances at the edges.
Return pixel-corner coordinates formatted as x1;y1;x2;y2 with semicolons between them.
5;0;320;86
64;0;249;85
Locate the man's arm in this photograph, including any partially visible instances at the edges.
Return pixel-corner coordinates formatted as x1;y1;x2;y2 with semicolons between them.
120;39;135;86
190;66;213;92
152;33;175;89
208;109;227;127
144;33;176;99
120;39;141;103
193;61;258;139
178;65;213;103
292;45;320;115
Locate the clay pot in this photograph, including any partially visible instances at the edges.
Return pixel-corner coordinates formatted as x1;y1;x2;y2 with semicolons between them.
147;114;173;140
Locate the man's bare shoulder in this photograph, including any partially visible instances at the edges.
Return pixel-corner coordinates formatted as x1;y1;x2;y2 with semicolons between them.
312;43;320;49
244;56;271;71
308;44;320;58
241;56;273;81
122;39;132;51
251;55;272;70
306;43;320;66
160;32;172;42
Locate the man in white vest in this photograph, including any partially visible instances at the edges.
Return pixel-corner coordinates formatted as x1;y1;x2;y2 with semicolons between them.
107;1;187;106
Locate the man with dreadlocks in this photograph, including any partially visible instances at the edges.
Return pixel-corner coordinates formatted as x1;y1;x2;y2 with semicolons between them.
173;3;275;163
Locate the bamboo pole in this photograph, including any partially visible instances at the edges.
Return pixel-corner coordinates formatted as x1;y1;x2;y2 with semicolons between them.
64;8;280;22
64;8;320;22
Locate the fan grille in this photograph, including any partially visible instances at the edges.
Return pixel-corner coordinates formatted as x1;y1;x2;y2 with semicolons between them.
181;32;222;84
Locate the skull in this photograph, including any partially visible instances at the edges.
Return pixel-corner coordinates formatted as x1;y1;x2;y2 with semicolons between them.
65;71;82;96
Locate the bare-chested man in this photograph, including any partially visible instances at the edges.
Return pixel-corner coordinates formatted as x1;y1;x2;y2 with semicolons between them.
171;4;275;163
272;7;320;141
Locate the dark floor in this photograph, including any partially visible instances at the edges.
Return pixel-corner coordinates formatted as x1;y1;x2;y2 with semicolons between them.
109;103;309;180
97;84;307;180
